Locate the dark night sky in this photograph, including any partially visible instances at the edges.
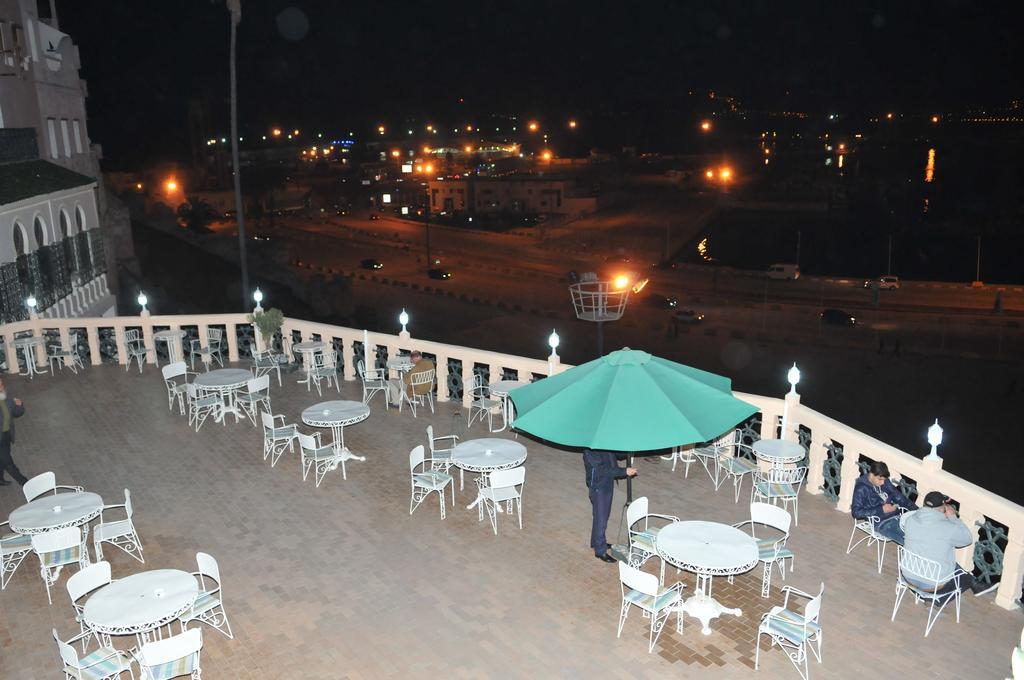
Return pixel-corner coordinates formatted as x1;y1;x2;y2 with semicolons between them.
57;1;1024;166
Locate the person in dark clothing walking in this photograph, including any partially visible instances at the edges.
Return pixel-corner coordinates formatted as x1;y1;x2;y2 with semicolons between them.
583;449;637;562
0;378;27;486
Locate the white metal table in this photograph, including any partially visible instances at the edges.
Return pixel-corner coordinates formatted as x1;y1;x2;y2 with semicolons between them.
387;356;413;375
83;569;198;647
487;380;527;433
293;341;326;388
301;400;371;478
13;335;47;379
153;329;187;366
451;438;527;510
656;520;759;635
8;491;103;535
194;368;253;423
752;439;805;467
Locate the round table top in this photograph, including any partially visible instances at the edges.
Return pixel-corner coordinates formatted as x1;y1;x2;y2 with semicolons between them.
451;438;527;472
387;357;414;370
13;335;45;347
8;491;104;534
752;439;806;463
293;341;326;352
302;400;370;427
83;569;199;634
194;368;253;389
656;521;759;575
153;329;186;340
488;380;528;396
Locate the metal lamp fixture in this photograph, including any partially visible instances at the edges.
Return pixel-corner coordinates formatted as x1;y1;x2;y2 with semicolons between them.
26;295;37;310
548;329;560;351
399;308;409;334
787;363;801;394
253;287;264;311
925;418;943;460
137;292;148;312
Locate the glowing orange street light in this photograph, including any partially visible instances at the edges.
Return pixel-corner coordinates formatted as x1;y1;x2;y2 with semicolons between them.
292;129;300;136
426;124;433;132
465;125;473;132
165;179;178;193
135;182;143;190
705;169;714;179
272;128;282;137
528;121;539;132
422;146;431;154
378;125;386;135
886;112;894;120
464;145;473;154
568;119;577;129
719;167;732;181
931;115;940;123
700;120;712;132
541;150;552;161
414;165;423;173
613;275;631;290
425;163;434;173
391;149;401;158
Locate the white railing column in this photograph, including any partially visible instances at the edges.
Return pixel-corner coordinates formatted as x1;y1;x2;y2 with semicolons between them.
58;326;71;370
226;323;240;363
782;391;800;442
836;446;861;513
805;435;827;496
197;323;209;361
435;354;449;402
341;334;356;381
996;532;1024;609
460;360;474;408
140;311;156;364
2;330;17;374
957;505;985;573
113;324;127;366
86;325;101;366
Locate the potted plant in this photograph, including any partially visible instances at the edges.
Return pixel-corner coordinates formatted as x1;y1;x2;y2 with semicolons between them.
248;307;284;350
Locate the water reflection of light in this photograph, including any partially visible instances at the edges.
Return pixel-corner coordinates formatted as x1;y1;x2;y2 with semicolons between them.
697;237;713;262
923;198;929;213
925;148;936;183
838;154;844;168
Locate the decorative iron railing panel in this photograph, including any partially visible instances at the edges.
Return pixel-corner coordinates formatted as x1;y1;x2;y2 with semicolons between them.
822;440;845;501
447;358;464;400
0;262;26;323
973;517;1008;588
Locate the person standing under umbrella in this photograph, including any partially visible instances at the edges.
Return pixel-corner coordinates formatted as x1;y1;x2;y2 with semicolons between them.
584;449;637;562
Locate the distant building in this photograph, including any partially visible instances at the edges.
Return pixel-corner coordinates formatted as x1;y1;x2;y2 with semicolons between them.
0;0;120;320
427;175;601;216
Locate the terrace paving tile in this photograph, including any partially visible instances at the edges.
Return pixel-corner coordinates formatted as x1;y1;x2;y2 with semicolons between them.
0;363;1019;678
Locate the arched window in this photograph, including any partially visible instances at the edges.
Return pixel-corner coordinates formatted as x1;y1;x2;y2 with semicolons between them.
33;215;48;247
13;221;28;256
75;205;86;231
60;209;71;238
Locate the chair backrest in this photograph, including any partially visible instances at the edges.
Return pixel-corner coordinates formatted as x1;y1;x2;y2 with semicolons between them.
356;359;366;378
618;561;658;597
124;329;140;343
804;582;825;624
139;627;202;672
186;383;200;399
208;328;223;342
162;361;187;382
626;496;649;530
409;444;425;472
410;368;434;387
763;466;807;486
123;489;134;519
750;502;792;535
196;552;222;586
32;526;81;554
261;411;276;432
296;432;318;453
488;466;525;489
248;375;270;394
426;425;436;451
67;560;111;603
23;471;56;502
898;545;949;583
52;628;83;670
316;351;337;369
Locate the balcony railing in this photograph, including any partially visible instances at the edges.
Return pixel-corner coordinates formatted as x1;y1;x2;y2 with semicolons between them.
2;311;1022;611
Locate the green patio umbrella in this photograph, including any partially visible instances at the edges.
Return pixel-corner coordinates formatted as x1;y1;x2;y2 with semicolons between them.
508;348;758;451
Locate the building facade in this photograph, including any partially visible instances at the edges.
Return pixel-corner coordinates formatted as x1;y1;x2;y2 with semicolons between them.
427;176;600;216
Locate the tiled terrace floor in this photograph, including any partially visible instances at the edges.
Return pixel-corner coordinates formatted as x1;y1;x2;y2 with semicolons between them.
0;362;1020;679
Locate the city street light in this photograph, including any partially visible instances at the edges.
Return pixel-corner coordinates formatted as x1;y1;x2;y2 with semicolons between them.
137;292;148;313
925;418;943;460
528;121;539;132
700;119;712;132
568;119;577;129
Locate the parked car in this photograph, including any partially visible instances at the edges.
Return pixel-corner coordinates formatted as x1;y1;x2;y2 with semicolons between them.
672;309;704;324
360;258;383;270
766;263;800;280
820;308;856;326
427;268;452;280
369;214;381;221
649;294;679;308
863;275;901;290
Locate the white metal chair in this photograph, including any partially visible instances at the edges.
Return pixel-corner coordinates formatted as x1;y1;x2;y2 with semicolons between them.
752;466;808;525
93;489;145;564
309;350;340;396
660;444;698;476
426;425;458;477
32;527;89;604
756;582;824;680
48;332;85;374
185;384;220;432
892;545;963;637
409;445;453;519
734;502;795;598
124;329;151;373
625;496;679;569
137;627;202;679
235;375;271;426
67;561;112;652
179;552;233;639
465;375;500;430
52;627;135;680
846;514;894;574
161;362;192;416
399;368;435;417
206;328;224;367
616;561;685;653
297;431;343;487
1;519;32;590
251;348;283;387
690;441;722;486
23;471;83;503
715;432;759;502
357;359;388;405
476;466;525;534
261;411;297;467
188;329;224;372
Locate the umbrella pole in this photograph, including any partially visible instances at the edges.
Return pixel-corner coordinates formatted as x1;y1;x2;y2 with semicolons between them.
597;320;604;357
615;454;635;546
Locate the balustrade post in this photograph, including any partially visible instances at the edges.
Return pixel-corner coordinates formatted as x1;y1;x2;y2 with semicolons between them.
489;363;501;388
995;531;1024;610
226;322;240;363
759;408;779;440
341;335;356;381
805;436;826;496
2;331;17;374
782;392;800;442
435;354;449;402
197;323;209;360
140;311;155;364
957;506;985;572
113;325;127;366
836;446;861;513
58;326;71;370
461;361;474;408
86;325;101;366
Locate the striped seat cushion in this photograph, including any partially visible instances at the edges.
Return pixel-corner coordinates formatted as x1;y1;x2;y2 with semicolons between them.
184;590;221;618
68;647;131;679
763;607;820;643
1;533;32;552
720;457;758;474
305;447;337;461
756;538;794;562
145;654;197;680
414;472;452;490
237;391;268;402
268;426;296;439
630;529;659;553
40;545;82;567
755;481;796;498
624;587;679;612
95;519;133;542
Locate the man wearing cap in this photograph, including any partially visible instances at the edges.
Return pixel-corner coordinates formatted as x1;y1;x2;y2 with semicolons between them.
899;491;974;593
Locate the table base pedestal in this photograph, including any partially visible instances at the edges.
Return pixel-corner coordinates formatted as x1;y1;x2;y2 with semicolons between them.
676;589;742;636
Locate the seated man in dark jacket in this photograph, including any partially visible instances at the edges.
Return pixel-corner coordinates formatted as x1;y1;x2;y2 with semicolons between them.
851;461;917;544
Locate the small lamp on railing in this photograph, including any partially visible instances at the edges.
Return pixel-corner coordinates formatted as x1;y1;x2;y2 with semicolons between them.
925;418;943;461
787;363;801;395
398;308;410;339
253;287;264;313
548;329;560;374
137;291;149;315
26;295;38;319
780;362;801;438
